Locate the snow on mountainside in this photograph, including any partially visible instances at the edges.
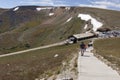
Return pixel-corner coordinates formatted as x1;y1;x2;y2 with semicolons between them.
84;24;88;29
49;13;54;16
65;7;71;10
78;14;103;31
13;7;19;11
36;7;53;11
66;17;72;22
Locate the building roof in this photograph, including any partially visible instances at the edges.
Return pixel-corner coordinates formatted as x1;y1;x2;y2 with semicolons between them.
73;33;94;39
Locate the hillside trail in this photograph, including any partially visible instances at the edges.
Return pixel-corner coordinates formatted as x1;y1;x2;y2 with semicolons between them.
78;47;120;80
0;41;66;58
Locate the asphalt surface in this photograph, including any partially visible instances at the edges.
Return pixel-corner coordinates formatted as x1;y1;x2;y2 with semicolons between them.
78;47;120;80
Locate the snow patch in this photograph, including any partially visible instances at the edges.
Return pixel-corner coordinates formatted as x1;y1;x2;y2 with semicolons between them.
84;24;88;29
13;7;19;11
36;8;42;11
66;17;72;22
65;7;71;10
78;14;103;31
54;54;58;58
49;13;54;16
36;7;53;11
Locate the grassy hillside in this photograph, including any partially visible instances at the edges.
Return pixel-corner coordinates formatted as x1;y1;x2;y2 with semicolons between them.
0;44;79;80
0;7;84;54
94;38;120;71
0;7;46;33
0;6;120;54
0;8;7;14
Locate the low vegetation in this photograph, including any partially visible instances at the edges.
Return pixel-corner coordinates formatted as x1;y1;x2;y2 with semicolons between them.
0;15;83;55
1;6;120;54
94;38;120;71
0;44;79;80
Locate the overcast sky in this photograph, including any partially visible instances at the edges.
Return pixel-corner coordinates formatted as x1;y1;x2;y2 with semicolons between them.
0;0;120;11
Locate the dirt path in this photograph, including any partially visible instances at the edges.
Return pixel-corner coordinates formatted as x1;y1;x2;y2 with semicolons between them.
0;41;66;58
78;47;120;80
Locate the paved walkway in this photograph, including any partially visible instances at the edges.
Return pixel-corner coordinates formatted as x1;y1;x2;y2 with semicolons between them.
78;47;120;80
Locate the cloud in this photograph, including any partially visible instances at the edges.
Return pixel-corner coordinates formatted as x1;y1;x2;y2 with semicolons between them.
79;4;107;9
78;0;120;10
19;0;120;10
20;0;69;6
91;0;120;8
20;0;54;6
53;0;70;6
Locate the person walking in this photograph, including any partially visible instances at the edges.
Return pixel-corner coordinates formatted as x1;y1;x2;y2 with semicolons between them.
80;42;86;56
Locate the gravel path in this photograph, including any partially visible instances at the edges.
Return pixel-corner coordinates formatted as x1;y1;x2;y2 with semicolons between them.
0;41;66;58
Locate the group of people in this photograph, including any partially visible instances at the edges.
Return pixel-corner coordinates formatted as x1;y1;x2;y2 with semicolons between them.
80;41;93;56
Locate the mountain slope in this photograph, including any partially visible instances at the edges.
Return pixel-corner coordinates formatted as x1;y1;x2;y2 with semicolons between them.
0;8;7;14
0;6;84;54
0;6;120;54
78;7;120;29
